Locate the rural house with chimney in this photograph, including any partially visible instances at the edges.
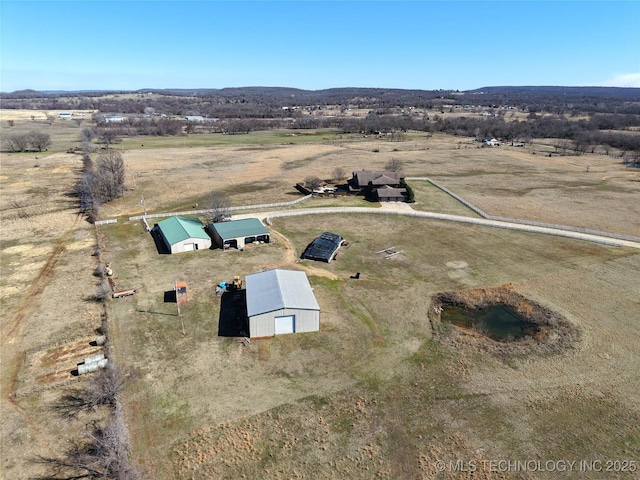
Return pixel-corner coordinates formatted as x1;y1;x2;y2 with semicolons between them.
348;170;407;202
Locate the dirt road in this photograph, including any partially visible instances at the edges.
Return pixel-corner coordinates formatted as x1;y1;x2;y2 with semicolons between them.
236;206;640;250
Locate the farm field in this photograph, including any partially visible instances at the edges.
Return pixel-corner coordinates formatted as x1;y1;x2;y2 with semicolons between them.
1;116;639;479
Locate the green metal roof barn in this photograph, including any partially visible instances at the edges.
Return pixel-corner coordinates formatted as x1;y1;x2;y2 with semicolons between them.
157;216;211;253
210;218;270;250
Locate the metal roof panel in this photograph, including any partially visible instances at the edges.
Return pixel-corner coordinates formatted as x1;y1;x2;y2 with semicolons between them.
212;218;269;240
158;216;209;245
246;269;320;317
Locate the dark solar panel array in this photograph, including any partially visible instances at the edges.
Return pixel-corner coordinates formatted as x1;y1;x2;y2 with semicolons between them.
301;232;343;262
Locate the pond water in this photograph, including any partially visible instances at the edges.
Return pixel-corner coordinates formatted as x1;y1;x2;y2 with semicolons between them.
441;304;530;341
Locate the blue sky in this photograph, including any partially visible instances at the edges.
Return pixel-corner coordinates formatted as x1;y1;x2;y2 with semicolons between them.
1;1;639;92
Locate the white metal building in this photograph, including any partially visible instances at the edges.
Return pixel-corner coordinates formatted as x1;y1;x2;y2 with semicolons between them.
245;269;320;338
156;216;212;254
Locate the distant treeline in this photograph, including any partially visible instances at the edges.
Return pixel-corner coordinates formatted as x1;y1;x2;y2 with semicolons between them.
2;86;640;116
3;87;639;160
78;112;640;155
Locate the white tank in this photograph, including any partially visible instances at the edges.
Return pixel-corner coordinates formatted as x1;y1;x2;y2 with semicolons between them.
78;358;108;375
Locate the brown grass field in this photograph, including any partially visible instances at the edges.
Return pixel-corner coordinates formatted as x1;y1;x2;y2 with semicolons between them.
1;110;639;479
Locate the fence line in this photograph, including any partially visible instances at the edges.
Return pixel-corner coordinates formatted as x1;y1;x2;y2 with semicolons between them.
265;208;640;249
94;219;117;225
408;177;640;243
107;178;639;248
128;194;312;221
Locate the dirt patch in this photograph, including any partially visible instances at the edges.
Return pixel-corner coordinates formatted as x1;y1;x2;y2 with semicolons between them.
269;227;339;280
430;284;579;355
2;244;35;255
445;260;468;269
14;338;104;398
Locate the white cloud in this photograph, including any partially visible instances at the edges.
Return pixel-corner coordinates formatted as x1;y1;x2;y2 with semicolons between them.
602;72;640;88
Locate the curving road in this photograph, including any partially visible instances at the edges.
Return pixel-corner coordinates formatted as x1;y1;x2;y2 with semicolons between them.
230;203;640;250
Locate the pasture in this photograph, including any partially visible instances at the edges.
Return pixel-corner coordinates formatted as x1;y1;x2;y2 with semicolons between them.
1;112;639;479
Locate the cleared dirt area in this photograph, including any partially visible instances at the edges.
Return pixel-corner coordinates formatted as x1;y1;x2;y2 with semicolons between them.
1;119;639;479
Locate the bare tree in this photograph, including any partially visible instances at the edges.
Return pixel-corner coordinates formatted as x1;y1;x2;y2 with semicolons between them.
573;133;592;156
28;131;52;152
184;121;197;134
304;176;322;190
78;155;101;221
94;150;125;203
554;139;573;155
387;131;406;142
33;407;141;480
82;140;99;154
54;365;130;419
7;133;30;152
203;191;231;224
80;128;96;143
95;127;120;148
95;280;112;302
94;264;106;278
385;158;403;172
332;166;347;182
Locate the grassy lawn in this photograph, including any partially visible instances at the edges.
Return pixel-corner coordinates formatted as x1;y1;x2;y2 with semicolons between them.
3;114;639;479
118;128;361;150
101;204;638;478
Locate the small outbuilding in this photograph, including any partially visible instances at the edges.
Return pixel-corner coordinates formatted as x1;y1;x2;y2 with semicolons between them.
209;218;270;250
245;269;320;337
301;232;343;263
157;216;211;253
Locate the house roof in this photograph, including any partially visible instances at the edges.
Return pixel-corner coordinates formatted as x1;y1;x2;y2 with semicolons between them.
212;218;269;240
376;186;407;198
157;216;209;245
371;174;400;186
246;269;320;317
301;232;343;262
353;170;404;187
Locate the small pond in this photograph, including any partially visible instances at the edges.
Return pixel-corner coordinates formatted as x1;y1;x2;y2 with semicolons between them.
441;304;533;342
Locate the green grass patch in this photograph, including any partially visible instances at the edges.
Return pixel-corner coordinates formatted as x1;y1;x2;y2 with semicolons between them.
117;129;350;150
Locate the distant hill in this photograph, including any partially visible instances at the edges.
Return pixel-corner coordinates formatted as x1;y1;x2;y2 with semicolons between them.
136;85;640;102
3;85;638;102
2;86;639;117
468;86;640;99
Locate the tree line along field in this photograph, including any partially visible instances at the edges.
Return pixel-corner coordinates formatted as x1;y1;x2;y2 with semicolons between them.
1;110;639;479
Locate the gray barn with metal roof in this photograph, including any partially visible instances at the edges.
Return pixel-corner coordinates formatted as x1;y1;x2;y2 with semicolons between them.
209;218;270;250
245;269;320;337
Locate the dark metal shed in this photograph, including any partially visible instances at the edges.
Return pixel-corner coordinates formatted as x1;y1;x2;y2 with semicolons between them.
301;232;343;263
